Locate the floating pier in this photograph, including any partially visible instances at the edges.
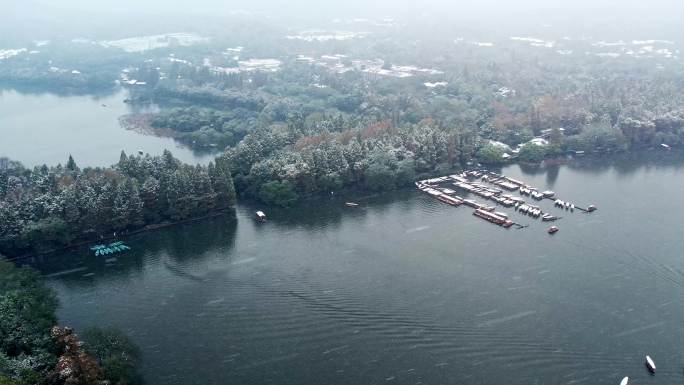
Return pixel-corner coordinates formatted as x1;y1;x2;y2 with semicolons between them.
91;241;130;256
416;169;596;231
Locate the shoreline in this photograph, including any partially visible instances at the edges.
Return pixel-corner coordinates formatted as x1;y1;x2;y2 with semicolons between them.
6;208;235;262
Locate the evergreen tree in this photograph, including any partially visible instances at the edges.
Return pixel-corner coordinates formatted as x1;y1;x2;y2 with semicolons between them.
210;154;236;207
65;154;79;172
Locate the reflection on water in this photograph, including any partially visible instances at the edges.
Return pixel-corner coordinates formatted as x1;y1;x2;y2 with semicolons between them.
26;153;684;385
0;88;218;167
27;213;237;288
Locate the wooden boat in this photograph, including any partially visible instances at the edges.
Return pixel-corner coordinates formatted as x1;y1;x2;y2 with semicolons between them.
473;209;513;228
436;195;462;206
542;214;557;221
620;376;629;385
645;355;656;373
255;211;267;222
548;226;559;234
345;202;359;207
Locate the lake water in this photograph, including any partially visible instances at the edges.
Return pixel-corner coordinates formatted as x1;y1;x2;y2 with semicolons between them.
0;88;217;167
24;152;684;385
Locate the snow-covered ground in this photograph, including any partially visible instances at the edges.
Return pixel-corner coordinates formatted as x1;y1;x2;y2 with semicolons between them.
295;54;442;78
99;33;208;52
285;30;368;42
210;58;282;74
424;81;448;88
0;48;27;60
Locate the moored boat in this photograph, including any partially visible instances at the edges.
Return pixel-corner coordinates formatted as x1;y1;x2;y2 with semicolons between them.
548;226;559;234
473;209;513;227
645;355;656;373
436;195;463;206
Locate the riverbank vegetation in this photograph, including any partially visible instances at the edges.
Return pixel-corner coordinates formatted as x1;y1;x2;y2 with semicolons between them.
0;151;235;257
0;258;143;385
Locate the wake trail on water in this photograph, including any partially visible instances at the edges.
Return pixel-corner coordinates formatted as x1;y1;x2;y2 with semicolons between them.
223;268;633;375
561;238;684;291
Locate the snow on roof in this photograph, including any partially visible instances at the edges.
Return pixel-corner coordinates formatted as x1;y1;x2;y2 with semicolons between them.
489;140;512;151
495;87;516;97
528;138;549;146
592;40;627;47
210;58;282;74
238;58;281;71
320;55;341;61
594;52;621;58
510;36;545;44
296;55;315;63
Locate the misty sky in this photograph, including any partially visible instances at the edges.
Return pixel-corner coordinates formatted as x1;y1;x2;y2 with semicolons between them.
4;0;684;43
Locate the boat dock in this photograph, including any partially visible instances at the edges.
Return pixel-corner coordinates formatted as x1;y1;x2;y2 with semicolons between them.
416;169;596;230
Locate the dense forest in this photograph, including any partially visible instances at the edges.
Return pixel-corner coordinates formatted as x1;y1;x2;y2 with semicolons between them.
3;20;684;209
0;258;143;385
0;151;235;257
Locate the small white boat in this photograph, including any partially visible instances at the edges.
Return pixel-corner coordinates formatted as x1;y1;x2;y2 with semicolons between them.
620;376;629;385
255;211;267;222
645;355;656;373
345;202;359;207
